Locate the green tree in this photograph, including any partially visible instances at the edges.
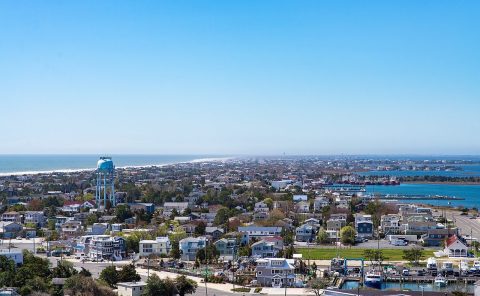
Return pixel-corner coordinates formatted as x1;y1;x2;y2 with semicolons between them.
402;246;425;266
284;245;296;259
174;275;198;296
51;260;77;278
142;274;177;296
170;241;181;259
214;208;230;226
238;245;251;257
263;197;273;209
64;274;116;296
47;219;56;230
308;278;330;296
118;264;141;283
316;228;329;244
363;249;386;266
115;204;133;223
0;255;15;288
169;226;187;243
194;222;206;236
339;226;356;245
85;213;98;225
196;244;219;264
99;266;118;288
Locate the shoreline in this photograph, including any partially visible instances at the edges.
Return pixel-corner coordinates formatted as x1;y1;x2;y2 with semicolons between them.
0;156;235;177
403;181;480;185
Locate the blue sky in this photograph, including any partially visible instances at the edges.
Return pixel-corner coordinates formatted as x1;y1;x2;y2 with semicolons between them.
1;1;479;155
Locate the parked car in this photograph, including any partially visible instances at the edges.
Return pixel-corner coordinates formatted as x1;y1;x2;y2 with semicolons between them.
402;269;410;276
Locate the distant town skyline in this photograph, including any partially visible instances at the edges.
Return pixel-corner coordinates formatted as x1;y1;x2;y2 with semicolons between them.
1;1;479;155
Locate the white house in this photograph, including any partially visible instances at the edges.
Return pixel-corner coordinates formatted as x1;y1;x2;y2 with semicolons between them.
117;282;147;296
254;201;269;213
293;195;308;202
139;237;171;257
445;235;468;258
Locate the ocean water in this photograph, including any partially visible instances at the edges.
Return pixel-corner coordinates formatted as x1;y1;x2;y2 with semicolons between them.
367;184;480;208
0;155;228;175
341;280;473;293
358;164;480;177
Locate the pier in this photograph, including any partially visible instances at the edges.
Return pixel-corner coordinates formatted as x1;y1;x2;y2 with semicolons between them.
372;194;465;201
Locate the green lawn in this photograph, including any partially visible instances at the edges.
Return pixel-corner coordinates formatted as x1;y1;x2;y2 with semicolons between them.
297;247;435;261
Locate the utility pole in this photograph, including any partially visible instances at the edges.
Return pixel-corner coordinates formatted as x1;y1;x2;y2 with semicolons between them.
147;257;150;279
205;238;209;296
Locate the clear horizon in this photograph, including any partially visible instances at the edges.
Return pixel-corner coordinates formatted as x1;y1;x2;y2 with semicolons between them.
1;1;479;155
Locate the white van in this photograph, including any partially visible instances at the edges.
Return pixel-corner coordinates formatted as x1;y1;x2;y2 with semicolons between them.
391;239;407;246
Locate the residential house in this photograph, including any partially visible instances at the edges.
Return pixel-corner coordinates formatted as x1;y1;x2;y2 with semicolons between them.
254;211;269;221
214;238;237;259
255;258;296;287
111;223;123;234
128;203;155;215
355;214;373;239
73;212;89;224
1;212;21;223
62;200;96;213
88;236;126;261
381;214;401;234
238;226;282;244
54;216;73;231
174;216;191;224
254;201;269;213
199;212;217;224
293;195;308;202
0;222;22;238
444;235;468;258
181;223;196;237
205;227;224;240
89;223;109;235
271;180;291;190
273;201;292;213
313;196;329;212
179;236;207;261
330;213;348;221
0;248;23;266
61;220;83;238
139;237;171;257
403;221;438;235
422;228;458;247
295;223;317;242
327;219;346;232
295;201;310;213
117;282;147;296
163;202;189;216
252;237;283;258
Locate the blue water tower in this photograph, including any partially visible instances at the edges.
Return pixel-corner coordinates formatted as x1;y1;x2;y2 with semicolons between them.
95;156;116;208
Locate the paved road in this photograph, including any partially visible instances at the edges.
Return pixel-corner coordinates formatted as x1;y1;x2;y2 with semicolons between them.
452;213;480;239
295;239;417;249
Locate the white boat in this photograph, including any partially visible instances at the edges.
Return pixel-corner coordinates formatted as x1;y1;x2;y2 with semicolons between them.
427;257;437;270
364;270;383;289
442;261;453;273
460;260;469;272
434;275;447;287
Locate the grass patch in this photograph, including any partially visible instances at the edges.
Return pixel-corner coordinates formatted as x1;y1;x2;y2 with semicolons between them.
297;248;435;261
232;287;251;292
